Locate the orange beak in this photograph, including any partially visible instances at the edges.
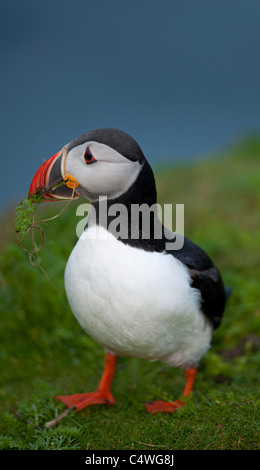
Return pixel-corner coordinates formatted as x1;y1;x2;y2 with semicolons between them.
29;148;79;201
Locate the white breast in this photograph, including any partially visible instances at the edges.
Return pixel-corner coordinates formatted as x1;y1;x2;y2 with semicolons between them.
64;225;213;368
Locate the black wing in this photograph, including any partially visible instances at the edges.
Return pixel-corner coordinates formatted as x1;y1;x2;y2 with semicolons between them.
164;231;226;329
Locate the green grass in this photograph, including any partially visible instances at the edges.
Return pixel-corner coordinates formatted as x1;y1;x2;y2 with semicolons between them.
0;135;260;450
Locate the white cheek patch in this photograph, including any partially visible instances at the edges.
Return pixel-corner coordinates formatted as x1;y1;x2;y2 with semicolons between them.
65;142;142;200
88;142;132;163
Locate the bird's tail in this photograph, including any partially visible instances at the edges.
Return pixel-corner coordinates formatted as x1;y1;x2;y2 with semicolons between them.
224;285;233;300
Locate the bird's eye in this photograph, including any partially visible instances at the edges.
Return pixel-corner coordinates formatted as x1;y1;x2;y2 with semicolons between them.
84;147;97;164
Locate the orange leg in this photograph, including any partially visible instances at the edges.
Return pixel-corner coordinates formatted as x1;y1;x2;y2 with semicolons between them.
182;367;197;397
145;367;197;414
55;352;117;411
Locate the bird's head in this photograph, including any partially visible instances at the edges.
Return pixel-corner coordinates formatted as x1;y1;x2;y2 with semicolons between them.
29;128;147;203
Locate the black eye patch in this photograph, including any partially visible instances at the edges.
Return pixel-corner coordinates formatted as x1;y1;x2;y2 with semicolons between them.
84;147;97;164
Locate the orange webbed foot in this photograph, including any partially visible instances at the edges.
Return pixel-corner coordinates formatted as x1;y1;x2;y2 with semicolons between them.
55;390;116;411
55;352;117;412
145;367;197;414
145;399;184;414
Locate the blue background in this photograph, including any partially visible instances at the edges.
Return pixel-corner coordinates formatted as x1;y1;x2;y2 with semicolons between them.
1;0;260;209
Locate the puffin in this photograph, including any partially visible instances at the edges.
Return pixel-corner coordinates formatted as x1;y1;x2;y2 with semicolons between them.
29;128;227;414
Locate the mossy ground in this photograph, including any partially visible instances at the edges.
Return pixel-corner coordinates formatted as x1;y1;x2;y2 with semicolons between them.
0;137;259;450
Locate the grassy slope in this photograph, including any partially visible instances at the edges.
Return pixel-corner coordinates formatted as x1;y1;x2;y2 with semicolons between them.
0;137;259;450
